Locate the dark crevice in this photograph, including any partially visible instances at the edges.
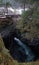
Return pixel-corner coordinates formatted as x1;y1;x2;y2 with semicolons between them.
2;30;39;62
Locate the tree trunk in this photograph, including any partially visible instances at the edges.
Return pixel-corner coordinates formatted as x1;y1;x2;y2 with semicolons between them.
24;2;26;11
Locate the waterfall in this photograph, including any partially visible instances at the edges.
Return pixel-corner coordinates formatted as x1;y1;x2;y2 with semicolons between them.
14;37;35;61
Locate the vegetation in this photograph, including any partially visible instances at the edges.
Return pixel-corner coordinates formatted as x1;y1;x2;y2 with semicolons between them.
0;0;2;4
15;0;28;11
16;0;39;40
5;1;11;13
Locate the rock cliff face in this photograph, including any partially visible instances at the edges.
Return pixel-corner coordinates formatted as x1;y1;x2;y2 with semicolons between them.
0;19;39;62
2;27;39;62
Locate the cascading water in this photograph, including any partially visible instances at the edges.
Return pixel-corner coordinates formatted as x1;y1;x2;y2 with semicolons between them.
14;37;35;62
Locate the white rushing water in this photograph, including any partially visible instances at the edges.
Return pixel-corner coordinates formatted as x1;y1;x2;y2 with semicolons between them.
0;7;29;15
14;37;35;61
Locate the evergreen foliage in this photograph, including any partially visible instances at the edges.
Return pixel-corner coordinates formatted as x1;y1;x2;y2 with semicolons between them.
16;0;39;40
